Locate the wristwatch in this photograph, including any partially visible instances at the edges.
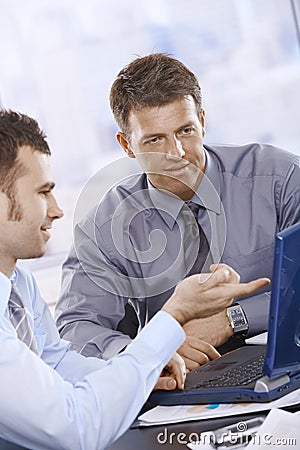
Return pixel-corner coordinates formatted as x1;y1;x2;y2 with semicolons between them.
226;304;249;335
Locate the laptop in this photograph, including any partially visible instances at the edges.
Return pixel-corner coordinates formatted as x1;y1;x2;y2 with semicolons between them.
150;222;300;405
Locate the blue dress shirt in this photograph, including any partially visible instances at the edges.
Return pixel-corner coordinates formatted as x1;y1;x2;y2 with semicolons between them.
56;142;300;359
0;262;184;450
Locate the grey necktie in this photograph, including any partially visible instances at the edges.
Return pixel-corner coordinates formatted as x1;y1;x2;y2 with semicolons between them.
8;283;38;353
184;201;211;275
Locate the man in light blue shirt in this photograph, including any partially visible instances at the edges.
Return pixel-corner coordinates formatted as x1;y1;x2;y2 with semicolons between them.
56;53;300;371
0;110;269;449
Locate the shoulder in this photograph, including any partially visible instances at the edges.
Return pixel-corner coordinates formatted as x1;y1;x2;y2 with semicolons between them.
76;173;148;233
205;143;299;179
89;173;148;224
110;172;148;200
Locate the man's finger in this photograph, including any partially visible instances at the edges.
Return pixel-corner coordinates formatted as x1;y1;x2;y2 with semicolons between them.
216;277;271;300
178;342;210;366
166;355;186;390
198;268;231;290
192;340;221;360
210;263;240;284
184;338;220;362
181;356;200;372
153;377;177;391
240;278;271;294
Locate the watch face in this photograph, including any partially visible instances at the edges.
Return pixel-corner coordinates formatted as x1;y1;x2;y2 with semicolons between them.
228;306;248;333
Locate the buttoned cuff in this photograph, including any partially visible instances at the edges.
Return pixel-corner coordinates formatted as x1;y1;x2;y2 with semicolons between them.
130;311;185;364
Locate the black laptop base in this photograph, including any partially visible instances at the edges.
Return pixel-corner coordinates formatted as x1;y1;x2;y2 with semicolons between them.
149;345;300;406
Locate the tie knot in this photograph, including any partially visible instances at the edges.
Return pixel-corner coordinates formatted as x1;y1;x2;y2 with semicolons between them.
8;282;38;353
9;283;24;309
186;201;200;219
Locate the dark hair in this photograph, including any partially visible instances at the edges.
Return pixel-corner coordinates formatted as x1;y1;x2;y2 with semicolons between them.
0;110;50;220
110;53;202;137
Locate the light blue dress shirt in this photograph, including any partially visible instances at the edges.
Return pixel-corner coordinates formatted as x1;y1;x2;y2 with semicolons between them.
56;142;300;359
0;262;184;450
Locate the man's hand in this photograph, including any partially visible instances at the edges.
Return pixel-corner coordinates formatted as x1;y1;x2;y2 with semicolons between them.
153;352;186;391
181;264;239;349
183;310;233;350
162;264;270;326
177;337;220;371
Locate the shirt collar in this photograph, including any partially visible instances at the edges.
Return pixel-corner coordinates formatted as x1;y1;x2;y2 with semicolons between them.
191;148;221;214
148;181;184;229
0;269;16;316
147;148;221;228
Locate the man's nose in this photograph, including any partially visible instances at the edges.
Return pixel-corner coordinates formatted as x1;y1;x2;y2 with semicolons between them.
166;136;185;160
48;195;64;221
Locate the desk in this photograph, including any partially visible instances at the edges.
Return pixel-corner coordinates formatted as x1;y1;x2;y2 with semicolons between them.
107;412;266;450
0;340;297;450
108;404;300;450
0;405;298;450
0;438;29;450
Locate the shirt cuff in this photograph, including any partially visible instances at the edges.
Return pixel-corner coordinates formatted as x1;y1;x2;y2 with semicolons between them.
131;310;185;364
235;292;271;337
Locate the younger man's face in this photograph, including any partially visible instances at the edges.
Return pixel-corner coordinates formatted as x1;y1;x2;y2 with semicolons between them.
0;146;63;273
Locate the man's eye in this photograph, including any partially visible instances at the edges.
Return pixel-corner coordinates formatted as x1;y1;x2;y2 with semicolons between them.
181;127;192;135
148;137;159;144
144;136;162;145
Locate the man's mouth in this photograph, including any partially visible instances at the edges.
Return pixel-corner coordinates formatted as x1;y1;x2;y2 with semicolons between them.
41;225;52;239
163;161;190;176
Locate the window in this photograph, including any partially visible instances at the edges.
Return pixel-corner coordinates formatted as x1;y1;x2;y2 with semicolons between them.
1;0;299;256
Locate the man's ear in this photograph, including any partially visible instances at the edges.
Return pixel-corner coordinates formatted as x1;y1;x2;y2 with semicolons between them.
116;132;136;158
200;108;206;138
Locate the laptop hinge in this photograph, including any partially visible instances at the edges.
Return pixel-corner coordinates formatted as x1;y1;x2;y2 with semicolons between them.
254;374;290;393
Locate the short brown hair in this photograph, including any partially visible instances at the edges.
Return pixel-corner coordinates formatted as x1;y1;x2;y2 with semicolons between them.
109;53;202;137
0;110;50;220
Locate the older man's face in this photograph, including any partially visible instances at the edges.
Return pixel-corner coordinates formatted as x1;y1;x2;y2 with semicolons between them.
118;95;206;201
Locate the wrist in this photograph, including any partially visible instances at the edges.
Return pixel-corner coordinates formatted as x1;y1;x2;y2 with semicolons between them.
162;308;186;326
162;295;187;327
223;310;234;339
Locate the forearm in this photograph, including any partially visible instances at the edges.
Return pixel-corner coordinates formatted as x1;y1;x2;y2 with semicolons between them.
92;311;185;446
162;269;270;327
59;320;132;359
1;312;184;450
56;245;134;359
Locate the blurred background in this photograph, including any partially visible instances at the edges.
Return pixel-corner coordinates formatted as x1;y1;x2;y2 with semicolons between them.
0;0;299;309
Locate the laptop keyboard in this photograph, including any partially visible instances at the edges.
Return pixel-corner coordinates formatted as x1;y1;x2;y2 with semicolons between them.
187;354;265;389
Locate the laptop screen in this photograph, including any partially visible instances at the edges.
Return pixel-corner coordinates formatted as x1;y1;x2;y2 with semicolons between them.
264;222;300;378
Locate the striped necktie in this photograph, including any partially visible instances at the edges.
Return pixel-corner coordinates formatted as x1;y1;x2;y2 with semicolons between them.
184;201;212;275
8;283;38;353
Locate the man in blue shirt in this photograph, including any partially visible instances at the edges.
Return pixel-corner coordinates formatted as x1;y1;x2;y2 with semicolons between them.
56;53;300;372
0;110;269;449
